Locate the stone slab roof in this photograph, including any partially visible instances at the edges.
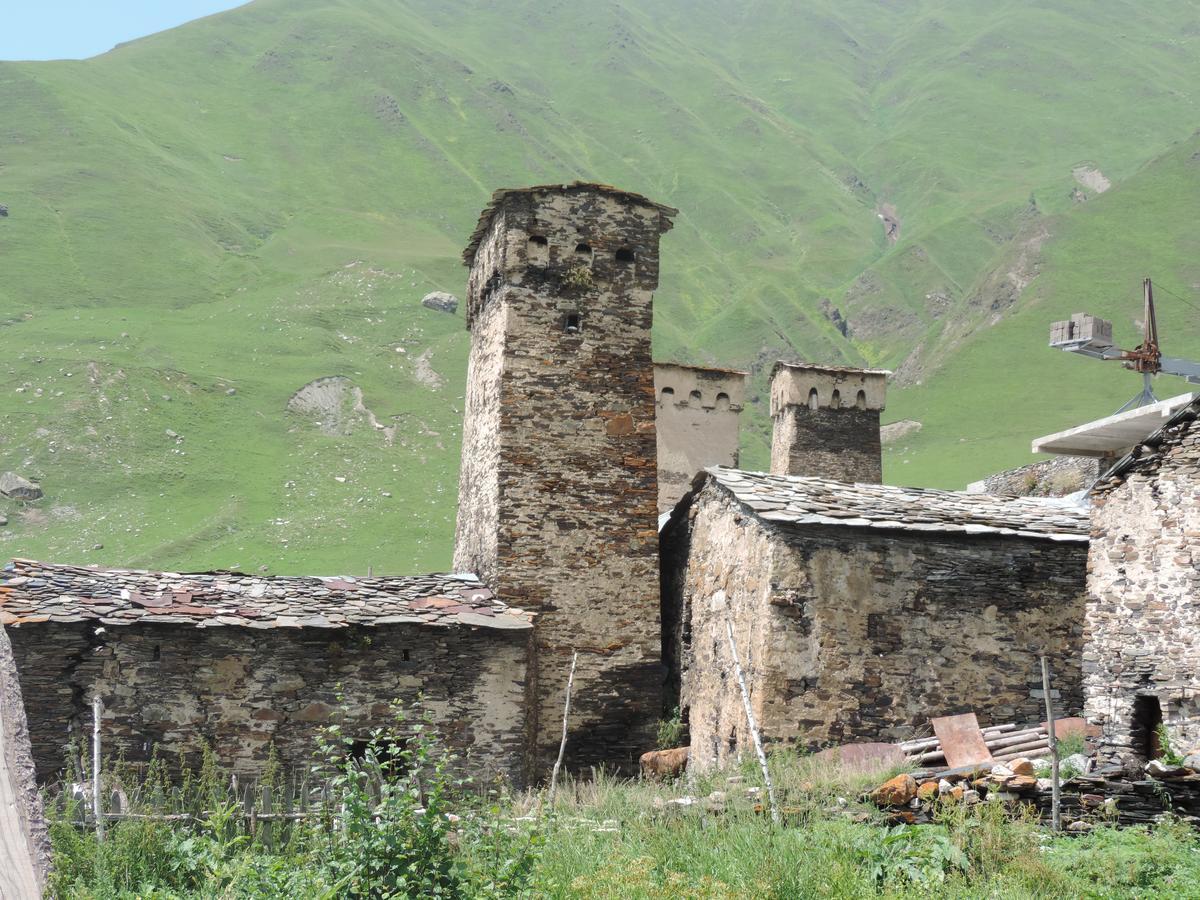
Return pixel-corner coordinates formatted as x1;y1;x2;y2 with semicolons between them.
0;560;534;631
704;468;1089;542
463;181;678;266
1093;396;1200;492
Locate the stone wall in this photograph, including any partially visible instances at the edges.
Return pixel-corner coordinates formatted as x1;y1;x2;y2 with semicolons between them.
666;483;1087;771
769;363;887;483
9;622;530;783
455;186;675;777
654;364;746;513
1085;412;1200;766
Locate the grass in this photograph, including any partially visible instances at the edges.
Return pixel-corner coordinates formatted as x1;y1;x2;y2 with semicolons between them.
48;731;1200;899
3;1;1200;572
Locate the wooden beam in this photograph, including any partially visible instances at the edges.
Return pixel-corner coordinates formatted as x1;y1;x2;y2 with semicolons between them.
0;623;50;898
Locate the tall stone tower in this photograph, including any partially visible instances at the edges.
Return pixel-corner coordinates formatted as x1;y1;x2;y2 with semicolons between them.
455;183;677;778
770;362;889;483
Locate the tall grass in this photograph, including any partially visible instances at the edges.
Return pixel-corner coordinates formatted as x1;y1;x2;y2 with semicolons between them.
48;727;1200;898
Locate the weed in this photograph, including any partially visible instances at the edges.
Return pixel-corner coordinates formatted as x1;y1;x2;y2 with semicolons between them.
655;707;685;750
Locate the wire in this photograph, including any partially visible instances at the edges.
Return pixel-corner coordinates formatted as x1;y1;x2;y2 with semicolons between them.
1154;280;1200;316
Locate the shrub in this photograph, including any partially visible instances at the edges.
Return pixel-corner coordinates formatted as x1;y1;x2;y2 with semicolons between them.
656;708;685;750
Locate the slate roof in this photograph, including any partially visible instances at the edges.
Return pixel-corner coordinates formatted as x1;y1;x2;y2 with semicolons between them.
702;468;1089;542
463;181;678;266
1093;396;1200;492
0;560;533;631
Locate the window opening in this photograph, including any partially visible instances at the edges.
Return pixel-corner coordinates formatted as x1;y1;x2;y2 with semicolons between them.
855;390;867;410
527;235;549;266
615;247;635;264
808;388;819;411
715;392;731;411
564;313;582;334
574;242;593;261
831;389;841;409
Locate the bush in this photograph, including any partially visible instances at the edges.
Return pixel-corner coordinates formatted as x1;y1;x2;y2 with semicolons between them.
655;708;685;750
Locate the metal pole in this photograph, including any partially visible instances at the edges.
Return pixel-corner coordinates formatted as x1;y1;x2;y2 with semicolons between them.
1040;656;1060;832
92;695;104;842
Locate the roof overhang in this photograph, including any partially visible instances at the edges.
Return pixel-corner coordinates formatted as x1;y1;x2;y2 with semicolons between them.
1032;393;1198;458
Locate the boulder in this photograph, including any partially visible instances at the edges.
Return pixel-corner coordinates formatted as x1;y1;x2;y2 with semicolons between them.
0;204;8;217
0;472;42;501
1146;759;1191;779
917;780;939;801
1182;753;1200;773
869;773;917;807
1006;775;1038;792
1008;757;1035;776
639;746;688;780
421;291;459;314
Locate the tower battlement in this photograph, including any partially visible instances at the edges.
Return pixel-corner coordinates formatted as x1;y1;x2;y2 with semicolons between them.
769;362;889;483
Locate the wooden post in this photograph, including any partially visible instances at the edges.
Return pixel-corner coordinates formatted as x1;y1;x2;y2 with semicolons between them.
1041;655;1061;832
0;623;51;897
93;694;105;843
547;651;578;808
724;613;780;824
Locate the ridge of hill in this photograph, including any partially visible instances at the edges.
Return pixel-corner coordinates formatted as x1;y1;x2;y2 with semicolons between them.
2;0;1199;572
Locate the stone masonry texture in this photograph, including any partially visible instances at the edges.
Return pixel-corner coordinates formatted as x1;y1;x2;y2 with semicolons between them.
455;184;677;779
10;621;529;783
0;561;533;782
664;475;1088;771
1085;399;1200;766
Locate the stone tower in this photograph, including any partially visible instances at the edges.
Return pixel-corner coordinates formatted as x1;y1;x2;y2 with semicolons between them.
654;363;747;513
770;362;888;483
455;183;677;778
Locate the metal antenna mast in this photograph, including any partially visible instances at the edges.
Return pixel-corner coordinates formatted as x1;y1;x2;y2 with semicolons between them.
1048;277;1200;414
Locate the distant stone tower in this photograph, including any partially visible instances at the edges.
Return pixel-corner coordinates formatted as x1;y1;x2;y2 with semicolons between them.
455;183;677;779
654;363;747;513
770;362;888;483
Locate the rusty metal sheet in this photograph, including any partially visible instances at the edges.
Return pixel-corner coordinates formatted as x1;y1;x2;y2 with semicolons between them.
932;713;994;769
812;742;906;775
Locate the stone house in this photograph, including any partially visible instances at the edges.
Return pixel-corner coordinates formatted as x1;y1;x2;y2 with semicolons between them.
662;469;1090;771
1084;397;1200;766
1;560;532;781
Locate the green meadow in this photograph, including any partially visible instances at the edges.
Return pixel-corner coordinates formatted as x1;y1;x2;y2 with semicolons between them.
2;0;1200;573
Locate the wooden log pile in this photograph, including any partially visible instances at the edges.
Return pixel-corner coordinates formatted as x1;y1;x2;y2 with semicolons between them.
900;721;1055;768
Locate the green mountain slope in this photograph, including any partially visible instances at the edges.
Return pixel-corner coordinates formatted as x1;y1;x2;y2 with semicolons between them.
2;0;1199;573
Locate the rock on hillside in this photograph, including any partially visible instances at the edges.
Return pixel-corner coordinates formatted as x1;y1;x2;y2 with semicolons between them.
0;473;43;502
421;292;458;314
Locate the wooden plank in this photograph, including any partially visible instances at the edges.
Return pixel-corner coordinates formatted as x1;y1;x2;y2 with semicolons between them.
931;713;994;769
0;623;50;897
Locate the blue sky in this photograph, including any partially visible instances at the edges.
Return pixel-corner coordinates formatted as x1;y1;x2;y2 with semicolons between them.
2;1;249;61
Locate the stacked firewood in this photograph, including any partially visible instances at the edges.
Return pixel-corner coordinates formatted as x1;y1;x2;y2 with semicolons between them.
900;722;1053;768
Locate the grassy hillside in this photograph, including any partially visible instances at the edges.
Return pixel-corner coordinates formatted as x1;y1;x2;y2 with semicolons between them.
2;0;1200;573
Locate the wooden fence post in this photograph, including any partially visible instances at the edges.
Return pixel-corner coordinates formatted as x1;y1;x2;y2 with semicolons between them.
723;607;780;824
1040;655;1061;832
93;694;104;843
547;651;578;809
0;623;51;897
